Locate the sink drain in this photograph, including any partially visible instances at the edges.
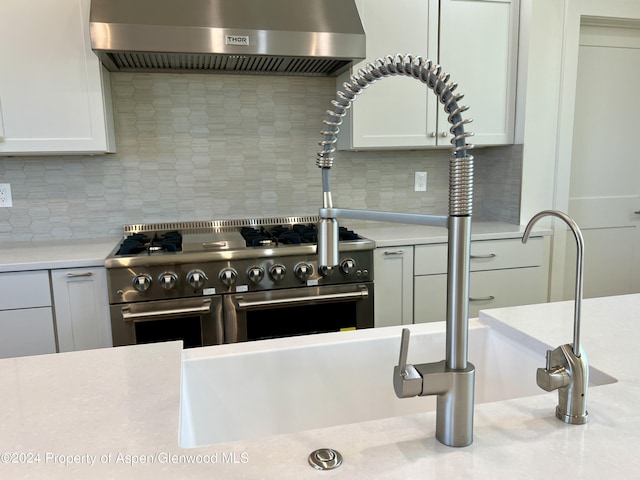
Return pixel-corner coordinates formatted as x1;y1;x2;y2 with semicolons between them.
308;448;343;470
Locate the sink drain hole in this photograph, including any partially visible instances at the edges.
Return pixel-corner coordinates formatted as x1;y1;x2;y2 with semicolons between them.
308;448;343;470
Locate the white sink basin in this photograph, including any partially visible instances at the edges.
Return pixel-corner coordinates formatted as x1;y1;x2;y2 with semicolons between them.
179;318;615;448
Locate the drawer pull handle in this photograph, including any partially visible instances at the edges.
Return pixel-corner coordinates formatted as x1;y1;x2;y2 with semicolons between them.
470;253;496;259
469;295;495;302
384;250;405;256
66;272;93;278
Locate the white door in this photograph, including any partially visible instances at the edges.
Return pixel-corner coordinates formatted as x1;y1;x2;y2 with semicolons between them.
567;23;640;298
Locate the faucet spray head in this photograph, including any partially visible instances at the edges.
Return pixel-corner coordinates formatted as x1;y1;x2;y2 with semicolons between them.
317;217;339;274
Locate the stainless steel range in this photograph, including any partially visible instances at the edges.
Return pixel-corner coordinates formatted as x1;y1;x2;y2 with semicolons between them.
104;216;375;348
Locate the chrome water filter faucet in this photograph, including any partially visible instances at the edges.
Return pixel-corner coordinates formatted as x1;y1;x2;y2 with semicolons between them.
522;210;589;424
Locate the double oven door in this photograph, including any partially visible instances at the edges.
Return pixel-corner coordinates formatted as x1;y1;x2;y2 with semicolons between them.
110;296;223;348
110;282;374;348
222;282;374;343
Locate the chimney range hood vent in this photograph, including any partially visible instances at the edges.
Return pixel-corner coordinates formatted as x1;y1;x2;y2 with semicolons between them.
90;0;366;76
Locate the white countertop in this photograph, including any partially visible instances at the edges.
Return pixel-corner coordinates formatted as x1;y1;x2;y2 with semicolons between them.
0;238;119;272
356;220;551;247
0;221;549;272
1;294;638;478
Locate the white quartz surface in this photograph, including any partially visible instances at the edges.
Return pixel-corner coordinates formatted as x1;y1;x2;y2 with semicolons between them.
0;221;548;272
356;220;551;247
1;294;638;478
0;238;119;272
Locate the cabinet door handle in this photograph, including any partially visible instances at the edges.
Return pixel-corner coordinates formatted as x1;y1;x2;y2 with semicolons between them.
384;250;405;256
469;295;495;302
635;211;640;215
470;253;496;259
66;272;93;278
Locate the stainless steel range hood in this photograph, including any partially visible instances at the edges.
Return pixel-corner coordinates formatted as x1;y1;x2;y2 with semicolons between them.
90;0;365;76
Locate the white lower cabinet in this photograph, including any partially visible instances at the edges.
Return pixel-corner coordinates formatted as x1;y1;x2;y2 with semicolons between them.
374;246;414;327
374;237;549;326
414;238;548;323
0;271;56;358
51;267;112;352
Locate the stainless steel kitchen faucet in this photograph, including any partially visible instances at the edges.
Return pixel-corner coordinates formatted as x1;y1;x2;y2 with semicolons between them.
315;54;476;447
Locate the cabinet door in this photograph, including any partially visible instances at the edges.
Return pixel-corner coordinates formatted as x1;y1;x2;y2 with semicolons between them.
414;274;447;323
439;0;519;145
338;0;439;149
51;267;112;352
338;0;519;150
0;0;114;155
374;247;414;327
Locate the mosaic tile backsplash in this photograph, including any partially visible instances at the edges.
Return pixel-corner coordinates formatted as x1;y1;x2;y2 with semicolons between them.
0;73;521;241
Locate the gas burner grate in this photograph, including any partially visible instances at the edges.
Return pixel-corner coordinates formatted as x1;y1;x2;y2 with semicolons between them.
116;231;182;255
240;224;319;247
239;223;359;248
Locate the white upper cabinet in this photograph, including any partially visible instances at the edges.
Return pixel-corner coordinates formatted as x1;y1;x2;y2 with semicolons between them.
439;0;520;146
337;0;520;150
0;0;115;155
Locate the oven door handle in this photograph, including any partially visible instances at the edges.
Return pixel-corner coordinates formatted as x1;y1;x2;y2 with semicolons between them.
235;286;369;310
121;300;212;322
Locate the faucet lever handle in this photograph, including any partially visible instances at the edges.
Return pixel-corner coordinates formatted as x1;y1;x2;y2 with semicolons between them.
398;328;411;376
537;346;571;392
393;328;423;398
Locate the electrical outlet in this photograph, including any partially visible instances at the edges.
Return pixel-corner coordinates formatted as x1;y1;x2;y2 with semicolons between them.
0;183;13;207
414;172;427;192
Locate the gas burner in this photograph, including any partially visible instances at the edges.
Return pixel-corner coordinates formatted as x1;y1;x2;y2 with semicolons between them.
240;224;316;247
116;231;182;255
240;226;276;247
338;226;360;241
239;223;359;248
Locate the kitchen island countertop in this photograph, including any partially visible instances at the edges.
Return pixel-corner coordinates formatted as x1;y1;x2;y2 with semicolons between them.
0;294;638;478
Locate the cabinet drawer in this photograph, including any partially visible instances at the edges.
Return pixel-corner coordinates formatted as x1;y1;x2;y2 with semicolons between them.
414;266;547;323
467;267;547;318
415;238;544;275
0;270;51;310
0;307;56;358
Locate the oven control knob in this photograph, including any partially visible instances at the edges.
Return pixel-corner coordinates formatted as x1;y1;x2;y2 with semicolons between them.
340;258;356;275
294;262;313;281
132;273;153;293
247;266;265;284
219;268;238;287
186;269;208;289
159;272;178;290
269;264;287;282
